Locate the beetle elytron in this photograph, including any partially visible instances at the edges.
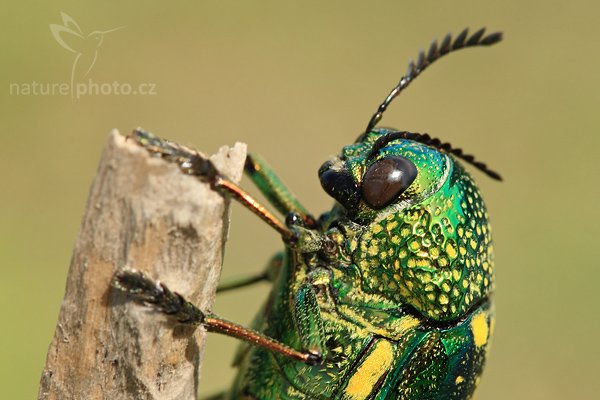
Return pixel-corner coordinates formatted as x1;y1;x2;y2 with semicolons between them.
115;27;502;399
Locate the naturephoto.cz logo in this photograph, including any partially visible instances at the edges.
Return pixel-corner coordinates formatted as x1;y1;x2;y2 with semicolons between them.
9;12;157;99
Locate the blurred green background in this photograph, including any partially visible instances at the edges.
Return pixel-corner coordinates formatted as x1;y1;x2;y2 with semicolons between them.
1;1;598;399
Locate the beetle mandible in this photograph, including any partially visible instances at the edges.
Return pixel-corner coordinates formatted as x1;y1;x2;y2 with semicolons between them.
115;27;502;400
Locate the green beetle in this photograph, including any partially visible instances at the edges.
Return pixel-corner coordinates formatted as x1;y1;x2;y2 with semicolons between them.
115;27;502;400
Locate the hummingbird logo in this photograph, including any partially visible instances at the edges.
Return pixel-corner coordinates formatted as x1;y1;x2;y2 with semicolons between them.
50;12;124;94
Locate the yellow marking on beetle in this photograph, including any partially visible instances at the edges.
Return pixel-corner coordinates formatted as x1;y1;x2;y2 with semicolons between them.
344;340;394;399
386;220;398;231
438;293;449;305
471;311;489;347
445;242;457;259
368;244;379;256
372;224;383;234
389;314;421;335
456;375;464;384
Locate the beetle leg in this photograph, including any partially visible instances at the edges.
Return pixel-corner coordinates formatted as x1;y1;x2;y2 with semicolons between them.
216;273;268;292
217;252;283;292
130;129;294;241
244;154;317;227
293;282;327;360
113;268;322;365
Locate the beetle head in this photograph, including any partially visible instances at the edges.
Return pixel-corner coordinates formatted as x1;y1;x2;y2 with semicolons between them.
320;128;494;321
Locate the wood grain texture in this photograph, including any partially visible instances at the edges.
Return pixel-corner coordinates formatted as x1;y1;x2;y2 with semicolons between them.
39;130;247;400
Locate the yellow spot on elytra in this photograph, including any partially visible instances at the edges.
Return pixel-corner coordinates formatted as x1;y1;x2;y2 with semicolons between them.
391;235;400;244
344;340;394;399
368;245;379;256
456;376;464;384
373;224;383;234
471;312;489;347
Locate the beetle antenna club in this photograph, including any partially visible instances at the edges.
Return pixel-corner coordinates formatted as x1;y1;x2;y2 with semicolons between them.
363;27;503;135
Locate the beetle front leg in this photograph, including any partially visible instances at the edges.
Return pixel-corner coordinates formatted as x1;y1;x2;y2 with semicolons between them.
244;153;317;227
113;269;322;365
131;129;295;242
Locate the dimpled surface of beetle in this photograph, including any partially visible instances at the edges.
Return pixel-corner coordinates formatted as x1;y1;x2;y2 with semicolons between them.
114;27;502;400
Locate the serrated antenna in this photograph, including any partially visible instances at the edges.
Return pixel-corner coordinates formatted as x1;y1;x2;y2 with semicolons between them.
363;27;502;135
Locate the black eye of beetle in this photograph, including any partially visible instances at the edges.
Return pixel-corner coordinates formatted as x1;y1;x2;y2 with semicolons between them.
361;156;417;208
319;160;360;211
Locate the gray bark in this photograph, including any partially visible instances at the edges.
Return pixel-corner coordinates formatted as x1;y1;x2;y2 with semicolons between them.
39;130;246;400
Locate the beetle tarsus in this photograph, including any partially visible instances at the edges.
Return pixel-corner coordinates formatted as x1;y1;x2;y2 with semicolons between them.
113;269;205;324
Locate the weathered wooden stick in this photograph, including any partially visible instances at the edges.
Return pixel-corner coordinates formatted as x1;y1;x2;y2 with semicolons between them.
39;130;247;400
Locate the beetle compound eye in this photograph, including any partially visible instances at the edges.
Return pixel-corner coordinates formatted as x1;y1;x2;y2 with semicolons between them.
361;156;417;208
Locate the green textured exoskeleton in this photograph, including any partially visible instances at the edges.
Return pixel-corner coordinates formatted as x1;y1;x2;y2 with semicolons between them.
114;27;502;400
